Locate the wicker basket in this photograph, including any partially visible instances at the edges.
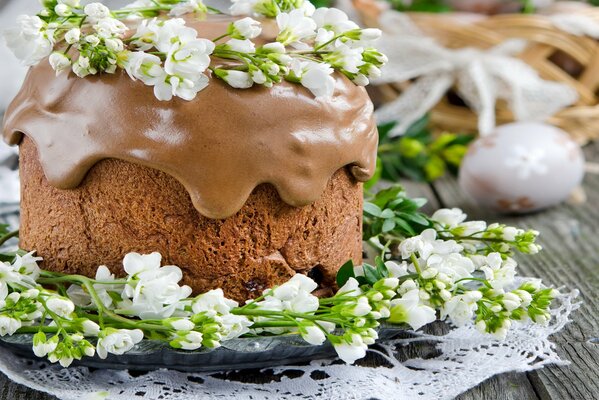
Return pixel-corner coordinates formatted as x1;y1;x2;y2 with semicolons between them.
354;0;599;144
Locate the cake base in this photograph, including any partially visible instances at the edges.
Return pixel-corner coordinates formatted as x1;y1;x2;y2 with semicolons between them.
19;137;363;301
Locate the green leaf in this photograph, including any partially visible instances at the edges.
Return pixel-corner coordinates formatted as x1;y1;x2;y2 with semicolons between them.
394;218;416;236
363;202;383;217
382;218;396;233
363;263;381;285
336;260;355;287
380;209;395;219
370;186;404;208
375;256;390;278
397;211;430;227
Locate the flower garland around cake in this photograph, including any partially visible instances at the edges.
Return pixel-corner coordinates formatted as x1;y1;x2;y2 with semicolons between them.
0;186;561;367
3;0;386;101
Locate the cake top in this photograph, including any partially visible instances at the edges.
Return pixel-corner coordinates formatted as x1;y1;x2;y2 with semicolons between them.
2;1;383;219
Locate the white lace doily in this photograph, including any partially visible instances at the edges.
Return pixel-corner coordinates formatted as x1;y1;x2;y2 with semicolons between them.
0;287;579;400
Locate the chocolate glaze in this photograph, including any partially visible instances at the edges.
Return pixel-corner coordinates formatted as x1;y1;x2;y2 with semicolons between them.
2;15;378;219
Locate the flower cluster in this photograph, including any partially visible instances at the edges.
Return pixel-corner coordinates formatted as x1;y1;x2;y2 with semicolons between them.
0;186;563;367
4;0;386;101
430;208;542;256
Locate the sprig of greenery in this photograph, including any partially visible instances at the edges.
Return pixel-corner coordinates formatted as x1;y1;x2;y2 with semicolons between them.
368;116;473;188
363;185;432;242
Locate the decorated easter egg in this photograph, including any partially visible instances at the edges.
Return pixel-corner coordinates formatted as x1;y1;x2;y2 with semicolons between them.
458;122;585;213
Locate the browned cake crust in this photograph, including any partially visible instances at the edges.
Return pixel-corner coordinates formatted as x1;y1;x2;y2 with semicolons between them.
19;137;363;301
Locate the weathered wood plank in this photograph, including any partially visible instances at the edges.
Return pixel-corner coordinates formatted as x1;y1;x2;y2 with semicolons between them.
0;372;55;400
430;141;599;400
456;373;539;400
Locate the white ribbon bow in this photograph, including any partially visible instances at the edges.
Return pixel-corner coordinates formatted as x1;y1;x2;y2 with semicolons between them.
373;12;579;137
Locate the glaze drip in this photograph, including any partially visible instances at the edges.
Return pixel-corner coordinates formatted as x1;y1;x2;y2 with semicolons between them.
2;16;378;219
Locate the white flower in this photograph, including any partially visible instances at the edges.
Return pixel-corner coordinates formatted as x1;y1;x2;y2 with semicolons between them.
480;253;517;290
315;27;335;47
441;291;482;326
336;277;362;297
177;331;204;350
298;1;316;16
286;289;319;313
46;297;75;319
251;69;267;85
64;28;81;44
85;34;101;46
94;18;127;39
55;4;72;17
105;38;124;52
218;70;254;89
58;0;80;6
358;28;382;42
49;52;71;75
426;253;475;282
82;320;101;336
431;208;467;227
125;52;165;85
0;315;21;336
132;18;196;53
514;289;532;307
289;59;335;98
385;260;409;277
505;145;548;180
192;289;238;316
229;0;259;16
276;9;317;48
84;3;111;23
502;292;522;311
457;221;487;236
231;17;262;39
96;329;144;359
348;296;372;317
169;0;207;17
299;325;326;345
220;314;252;340
333;334;367;364
389;289;437;330
170;318;195;331
120;252;193;319
164;38;215;78
312;8;358;34
502;227;519;242
33;335;58;357
271;273;317;300
3;15;53;66
225;38;256;53
0;263;22;300
323;42;364;73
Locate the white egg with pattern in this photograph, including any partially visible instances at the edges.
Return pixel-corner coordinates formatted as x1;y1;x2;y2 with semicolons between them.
458;122;585;213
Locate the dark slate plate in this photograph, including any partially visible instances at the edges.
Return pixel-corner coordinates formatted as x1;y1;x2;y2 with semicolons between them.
0;327;405;372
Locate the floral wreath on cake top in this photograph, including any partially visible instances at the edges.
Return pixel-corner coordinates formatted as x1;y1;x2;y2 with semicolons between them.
0;187;564;368
3;0;387;101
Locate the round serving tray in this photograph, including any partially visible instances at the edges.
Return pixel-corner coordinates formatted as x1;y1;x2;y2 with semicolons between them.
0;326;405;372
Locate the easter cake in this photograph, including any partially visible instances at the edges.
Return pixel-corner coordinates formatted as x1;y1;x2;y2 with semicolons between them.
2;14;380;302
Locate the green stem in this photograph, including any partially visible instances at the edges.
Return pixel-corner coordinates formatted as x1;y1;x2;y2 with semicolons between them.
212;33;229;42
233;308;343;324
0;230;19;247
410;254;422;276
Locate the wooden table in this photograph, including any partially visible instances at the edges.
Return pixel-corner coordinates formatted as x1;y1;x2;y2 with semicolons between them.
1;142;598;400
